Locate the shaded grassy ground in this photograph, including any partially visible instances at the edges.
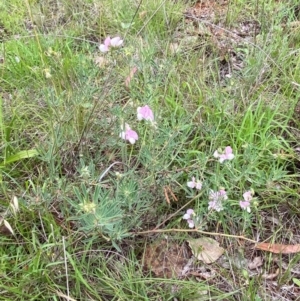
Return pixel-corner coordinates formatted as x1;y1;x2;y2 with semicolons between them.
1;0;300;300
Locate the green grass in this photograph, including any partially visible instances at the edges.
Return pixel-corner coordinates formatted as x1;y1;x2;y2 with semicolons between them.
1;0;300;300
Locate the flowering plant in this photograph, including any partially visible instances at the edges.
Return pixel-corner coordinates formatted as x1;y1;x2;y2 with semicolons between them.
239;190;254;213
183;209;196;228
208;189;228;212
213;146;235;163
137;105;154;122
120;123;138;144
99;36;123;53
187;177;202;190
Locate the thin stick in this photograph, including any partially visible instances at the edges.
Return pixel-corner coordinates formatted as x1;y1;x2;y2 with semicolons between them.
134;228;257;243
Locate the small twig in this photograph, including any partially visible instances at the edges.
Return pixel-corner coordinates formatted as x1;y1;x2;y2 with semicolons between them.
133;228;257;243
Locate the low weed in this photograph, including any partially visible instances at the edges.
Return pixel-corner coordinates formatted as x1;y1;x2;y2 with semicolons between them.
1;0;300;300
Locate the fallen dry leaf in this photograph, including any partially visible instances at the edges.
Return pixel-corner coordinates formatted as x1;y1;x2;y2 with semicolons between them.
143;240;190;278
262;268;279;280
248;256;263;270
191;269;216;280
255;243;300;254
187;237;224;264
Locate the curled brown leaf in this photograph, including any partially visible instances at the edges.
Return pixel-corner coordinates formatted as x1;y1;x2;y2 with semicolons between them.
255;243;300;254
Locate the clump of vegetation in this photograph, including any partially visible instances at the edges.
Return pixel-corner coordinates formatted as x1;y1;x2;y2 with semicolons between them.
1;0;300;300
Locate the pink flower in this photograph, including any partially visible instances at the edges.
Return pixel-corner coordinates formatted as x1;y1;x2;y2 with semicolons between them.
208;189;228;212
208;200;223;212
110;37;123;47
187;177;202;190
183;209;195;228
120;123;138;144
99;37;111;52
99;36;123;53
239;201;251;213
240;190;254;212
243;191;252;202
213;146;235;163
137;105;154;122
186;219;195;228
183;209;195;219
209;189;228;201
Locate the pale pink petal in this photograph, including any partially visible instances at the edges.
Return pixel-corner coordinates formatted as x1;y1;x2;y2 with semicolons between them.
186;209;195;215
99;37;111;52
187;177;196;188
213;150;219;158
124;123;131;131
219;189;228;200
183;209;195;228
208;201;214;210
218;155;226;163
183;213;190;220
99;44;109;52
128;137;136;144
195;181;202;190
120;124;138;144
104;37;111;46
126;129;138;144
127;131;138;139
240;200;251;212
224;146;234;160
137;109;143;121
243;191;252;202
208;189;227;211
215;204;223;212
225;146;233;154
187;219;195;228
110;37;123;47
208;197;224;211
183;209;194;220
227;154;235;160
214;146;235;162
137;105;154;122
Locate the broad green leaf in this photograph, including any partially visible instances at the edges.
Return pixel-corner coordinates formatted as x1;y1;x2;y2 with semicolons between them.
293;278;300;287
0;149;39;167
